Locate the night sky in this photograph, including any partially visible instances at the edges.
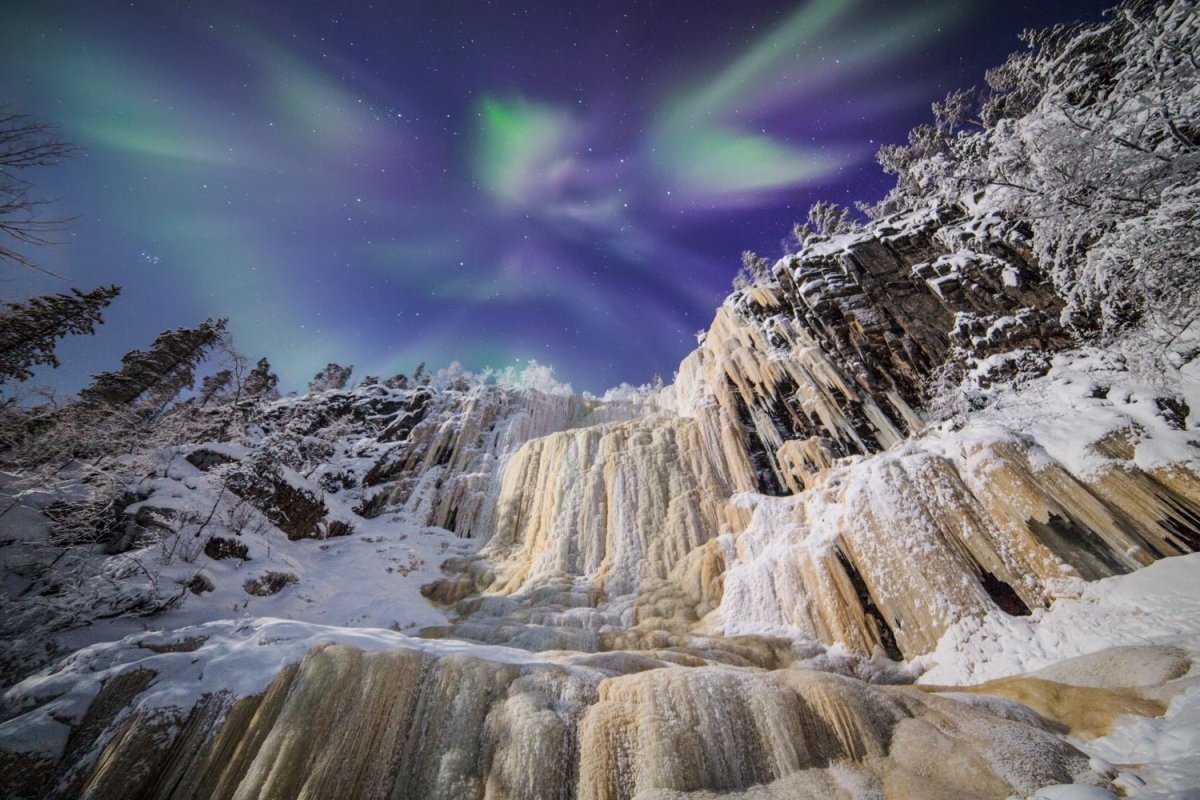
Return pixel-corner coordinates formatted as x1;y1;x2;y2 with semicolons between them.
1;0;1111;395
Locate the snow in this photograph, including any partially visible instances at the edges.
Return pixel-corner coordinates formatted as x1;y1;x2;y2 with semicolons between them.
0;401;526;651
926;348;1200;483
1182;354;1200;431
0;616;561;757
3;464;476;670
919;553;1200;798
919;554;1200;684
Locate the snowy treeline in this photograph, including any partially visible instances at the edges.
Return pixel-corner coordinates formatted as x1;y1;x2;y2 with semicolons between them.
869;0;1198;350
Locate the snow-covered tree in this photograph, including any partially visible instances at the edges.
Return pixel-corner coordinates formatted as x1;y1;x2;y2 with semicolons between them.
244;357;279;400
869;0;1199;347
742;251;772;284
198;370;233;406
791;201;863;248
308;362;353;393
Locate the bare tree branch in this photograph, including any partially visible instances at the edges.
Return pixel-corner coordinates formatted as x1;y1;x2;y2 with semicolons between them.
0;109;81;276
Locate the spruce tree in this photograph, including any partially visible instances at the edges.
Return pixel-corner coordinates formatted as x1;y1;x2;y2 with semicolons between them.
308;363;352;393
244;357;279;399
80;318;227;410
0;286;121;385
198;369;233;405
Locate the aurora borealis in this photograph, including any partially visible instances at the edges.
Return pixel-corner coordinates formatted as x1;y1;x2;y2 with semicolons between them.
1;0;1109;394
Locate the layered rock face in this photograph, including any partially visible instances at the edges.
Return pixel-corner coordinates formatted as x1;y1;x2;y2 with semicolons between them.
666;205;1072;495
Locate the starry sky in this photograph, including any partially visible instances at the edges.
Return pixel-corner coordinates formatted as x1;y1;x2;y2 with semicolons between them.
1;0;1111;395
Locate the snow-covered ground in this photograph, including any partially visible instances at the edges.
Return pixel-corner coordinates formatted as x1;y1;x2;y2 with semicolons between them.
0;616;558;760
920;553;1200;799
0;446;479;685
3;469;473;648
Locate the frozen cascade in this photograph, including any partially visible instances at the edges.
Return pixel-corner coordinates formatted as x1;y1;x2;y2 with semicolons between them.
414;204;1200;660
0;631;1112;800
5;23;1200;792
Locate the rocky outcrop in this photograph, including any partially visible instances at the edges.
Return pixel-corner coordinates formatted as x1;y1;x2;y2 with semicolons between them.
187;446;350;541
666;205;1072;496
355;386;593;538
227;471;350;541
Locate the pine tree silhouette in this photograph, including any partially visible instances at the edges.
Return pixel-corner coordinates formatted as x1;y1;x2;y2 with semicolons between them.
0;285;120;384
80;318;227;410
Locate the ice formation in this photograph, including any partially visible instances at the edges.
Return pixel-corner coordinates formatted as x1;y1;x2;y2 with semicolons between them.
4;10;1200;788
